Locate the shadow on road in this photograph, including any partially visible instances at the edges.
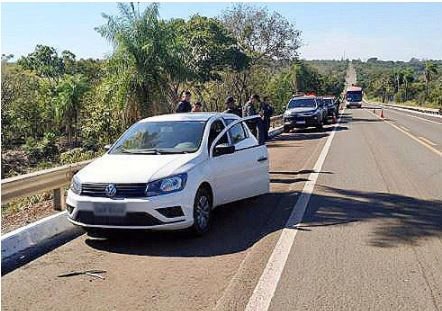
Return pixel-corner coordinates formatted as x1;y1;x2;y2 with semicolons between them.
304;187;442;248
84;186;441;259
270;177;309;184
269;170;334;175
84;191;297;257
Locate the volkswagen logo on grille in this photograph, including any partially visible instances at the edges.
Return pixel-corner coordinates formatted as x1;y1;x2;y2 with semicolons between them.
105;184;117;198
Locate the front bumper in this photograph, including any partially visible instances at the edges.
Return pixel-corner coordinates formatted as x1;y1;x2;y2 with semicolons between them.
284;115;321;128
346;102;362;108
66;190;194;230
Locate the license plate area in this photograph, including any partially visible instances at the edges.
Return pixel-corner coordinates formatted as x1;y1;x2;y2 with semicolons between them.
296;120;306;125
93;202;127;217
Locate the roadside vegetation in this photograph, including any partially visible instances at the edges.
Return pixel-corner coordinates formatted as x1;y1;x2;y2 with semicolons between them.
352;58;441;109
1;3;347;180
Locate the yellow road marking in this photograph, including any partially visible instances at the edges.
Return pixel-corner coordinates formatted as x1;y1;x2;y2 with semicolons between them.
419;136;437;146
366;110;441;157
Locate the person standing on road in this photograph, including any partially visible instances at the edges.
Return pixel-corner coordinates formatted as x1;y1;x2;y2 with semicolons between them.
243;94;265;145
260;96;274;141
224;96;242;117
192;101;203;112
176;91;192;113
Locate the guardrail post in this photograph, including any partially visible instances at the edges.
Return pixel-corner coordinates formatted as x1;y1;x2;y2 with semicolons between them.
53;188;65;211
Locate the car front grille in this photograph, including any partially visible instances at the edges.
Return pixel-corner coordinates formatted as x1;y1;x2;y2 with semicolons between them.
73;211;163;226
81;183;147;198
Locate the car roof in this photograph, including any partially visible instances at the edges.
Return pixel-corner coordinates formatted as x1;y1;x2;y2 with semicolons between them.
139;112;240;123
290;96;317;100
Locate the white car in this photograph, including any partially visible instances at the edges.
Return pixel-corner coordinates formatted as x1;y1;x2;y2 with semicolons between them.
66;112;269;235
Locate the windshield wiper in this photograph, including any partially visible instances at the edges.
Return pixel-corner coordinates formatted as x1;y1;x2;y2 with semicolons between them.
121;149;161;155
120;148;191;155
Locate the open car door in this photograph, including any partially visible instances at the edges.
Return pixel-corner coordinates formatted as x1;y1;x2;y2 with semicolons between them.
209;116;270;205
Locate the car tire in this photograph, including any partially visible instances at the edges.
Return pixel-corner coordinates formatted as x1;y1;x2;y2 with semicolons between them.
316;120;323;130
191;186;212;236
283;125;291;133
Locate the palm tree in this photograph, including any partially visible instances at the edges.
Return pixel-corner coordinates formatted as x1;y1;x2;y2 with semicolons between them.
54;74;89;146
401;68;414;101
424;61;438;99
95;3;185;118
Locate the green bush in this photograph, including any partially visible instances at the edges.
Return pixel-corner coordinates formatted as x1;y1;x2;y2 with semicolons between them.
23;132;59;164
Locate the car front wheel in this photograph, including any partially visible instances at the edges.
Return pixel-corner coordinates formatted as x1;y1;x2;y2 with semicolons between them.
191;186;212;236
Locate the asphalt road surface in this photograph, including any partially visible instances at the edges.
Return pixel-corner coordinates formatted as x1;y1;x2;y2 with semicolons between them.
2;107;441;311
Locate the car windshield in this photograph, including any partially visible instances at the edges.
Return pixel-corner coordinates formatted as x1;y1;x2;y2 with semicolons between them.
324;98;334;106
110;121;206;155
347;91;362;102
287;98;317;109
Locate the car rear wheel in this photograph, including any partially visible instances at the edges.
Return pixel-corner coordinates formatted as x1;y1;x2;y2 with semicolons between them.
191;186;212;236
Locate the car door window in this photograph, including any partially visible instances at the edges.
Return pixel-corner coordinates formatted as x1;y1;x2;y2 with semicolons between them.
229;123;247;144
208;119;228;151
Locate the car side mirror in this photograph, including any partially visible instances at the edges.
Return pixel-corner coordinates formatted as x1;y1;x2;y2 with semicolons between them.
104;144;112;151
213;144;235;157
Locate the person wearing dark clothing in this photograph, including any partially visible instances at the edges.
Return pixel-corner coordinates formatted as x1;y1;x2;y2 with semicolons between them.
243;94;265;145
260;97;274;140
192;101;203;112
176;91;192;113
224;96;242;117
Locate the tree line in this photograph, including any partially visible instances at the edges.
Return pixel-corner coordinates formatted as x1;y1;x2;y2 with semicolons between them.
352;58;441;108
1;3;346;178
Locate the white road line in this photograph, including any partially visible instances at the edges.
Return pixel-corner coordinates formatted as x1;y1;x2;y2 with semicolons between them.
400;126;410;132
419;137;437;146
244;109;345;311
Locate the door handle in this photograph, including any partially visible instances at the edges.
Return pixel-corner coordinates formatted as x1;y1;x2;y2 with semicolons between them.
257;157;268;162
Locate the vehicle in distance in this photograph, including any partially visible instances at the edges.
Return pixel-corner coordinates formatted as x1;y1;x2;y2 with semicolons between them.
323;96;338;122
283;96;327;132
66;113;270;235
346;85;363;108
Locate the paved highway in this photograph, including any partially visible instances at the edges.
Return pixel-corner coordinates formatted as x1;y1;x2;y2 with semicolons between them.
2;106;441;310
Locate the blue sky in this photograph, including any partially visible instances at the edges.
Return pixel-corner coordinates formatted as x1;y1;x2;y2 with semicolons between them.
2;2;441;61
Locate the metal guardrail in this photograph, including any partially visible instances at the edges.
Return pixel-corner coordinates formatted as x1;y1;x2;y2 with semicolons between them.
270;114;283;129
1;160;92;210
385;103;441;115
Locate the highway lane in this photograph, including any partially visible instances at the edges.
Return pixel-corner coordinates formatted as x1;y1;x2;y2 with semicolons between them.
1;124;335;311
269;107;442;310
364;103;441;151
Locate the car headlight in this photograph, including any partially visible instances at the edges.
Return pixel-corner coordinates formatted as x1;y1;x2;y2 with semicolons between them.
70;175;82;195
145;173;187;197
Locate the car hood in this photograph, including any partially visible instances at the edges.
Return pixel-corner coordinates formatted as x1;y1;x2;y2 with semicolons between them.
286;107;317;114
76;153;201;184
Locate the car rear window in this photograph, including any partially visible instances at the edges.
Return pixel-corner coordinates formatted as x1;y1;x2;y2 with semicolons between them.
287;98;317;109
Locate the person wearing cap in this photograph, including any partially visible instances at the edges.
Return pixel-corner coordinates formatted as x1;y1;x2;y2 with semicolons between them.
243;94;265;145
175;91;192;113
192;101;203;112
224;96;242;117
